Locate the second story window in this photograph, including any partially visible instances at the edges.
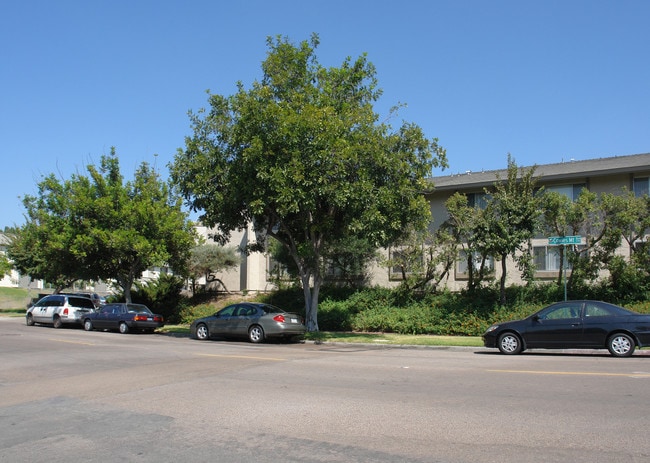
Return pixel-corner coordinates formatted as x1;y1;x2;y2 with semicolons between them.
545;183;586;201
467;193;491;209
633;177;649;197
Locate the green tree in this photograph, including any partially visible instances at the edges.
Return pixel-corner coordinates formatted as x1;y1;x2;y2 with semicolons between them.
386;226;457;293
539;190;573;286
188;243;240;292
480;156;540;304
9;150;196;300
0;228;16;278
269;235;378;289
604;191;650;299
9;172;101;290
87;152;196;302
170;34;446;330
540;187;632;294
0;253;11;279
443;192;494;291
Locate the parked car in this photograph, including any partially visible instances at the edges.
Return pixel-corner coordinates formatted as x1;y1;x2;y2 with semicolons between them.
483;300;650;357
190;302;306;343
26;294;96;328
82;303;164;334
61;291;103;308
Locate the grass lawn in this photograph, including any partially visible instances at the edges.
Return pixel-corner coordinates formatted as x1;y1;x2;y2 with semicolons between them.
0;286;34;313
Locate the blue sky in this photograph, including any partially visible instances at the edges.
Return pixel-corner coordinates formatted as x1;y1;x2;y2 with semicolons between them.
2;0;649;227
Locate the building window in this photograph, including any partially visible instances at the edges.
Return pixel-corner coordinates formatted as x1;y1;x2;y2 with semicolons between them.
456;250;494;276
467;193;491;209
389;248;424;279
545;183;586;201
533;246;562;271
633;177;649;197
533;245;585;273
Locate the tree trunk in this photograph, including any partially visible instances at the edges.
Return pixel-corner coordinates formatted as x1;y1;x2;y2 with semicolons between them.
499;254;507;305
297;262;323;332
118;275;134;303
302;273;321;332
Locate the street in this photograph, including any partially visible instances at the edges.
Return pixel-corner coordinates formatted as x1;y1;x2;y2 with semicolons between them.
1;316;649;463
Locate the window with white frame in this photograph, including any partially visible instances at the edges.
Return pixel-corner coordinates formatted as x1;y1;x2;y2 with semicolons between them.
533;246;562;271
533;245;584;272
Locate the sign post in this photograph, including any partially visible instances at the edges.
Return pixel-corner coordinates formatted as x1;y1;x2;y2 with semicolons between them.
547;236;582;301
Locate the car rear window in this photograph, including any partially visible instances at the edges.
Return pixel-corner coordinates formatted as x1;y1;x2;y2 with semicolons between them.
68;297;96;309
260;304;285;314
126;304;152;314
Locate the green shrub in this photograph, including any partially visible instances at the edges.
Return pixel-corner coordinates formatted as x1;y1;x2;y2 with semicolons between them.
129;274;186;324
173;281;650;336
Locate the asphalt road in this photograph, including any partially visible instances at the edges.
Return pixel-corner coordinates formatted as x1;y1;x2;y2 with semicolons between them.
1;316;649;463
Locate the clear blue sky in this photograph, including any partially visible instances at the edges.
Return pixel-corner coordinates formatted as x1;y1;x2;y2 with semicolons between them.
2;0;649;227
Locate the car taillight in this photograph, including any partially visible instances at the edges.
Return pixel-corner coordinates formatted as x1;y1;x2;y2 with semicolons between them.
273;314;286;323
134;315;148;321
63;308;69;315
154;316;163;322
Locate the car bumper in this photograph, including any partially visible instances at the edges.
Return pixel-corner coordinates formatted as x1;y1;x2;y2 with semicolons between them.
265;324;307;338
128;321;165;330
482;335;497;348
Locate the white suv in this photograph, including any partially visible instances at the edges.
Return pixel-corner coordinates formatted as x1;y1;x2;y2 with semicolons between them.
26;294;97;328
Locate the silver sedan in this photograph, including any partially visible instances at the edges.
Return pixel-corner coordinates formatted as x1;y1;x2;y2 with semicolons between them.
190;302;306;343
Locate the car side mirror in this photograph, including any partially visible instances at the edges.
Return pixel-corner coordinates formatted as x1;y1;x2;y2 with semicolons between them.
532;315;540;322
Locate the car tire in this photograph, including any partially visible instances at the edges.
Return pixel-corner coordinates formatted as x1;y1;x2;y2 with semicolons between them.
498;332;522;355
248;325;265;343
26;313;35;326
53;316;62;329
83;319;93;331
607;333;635;357
119;322;129;334
195;323;209;340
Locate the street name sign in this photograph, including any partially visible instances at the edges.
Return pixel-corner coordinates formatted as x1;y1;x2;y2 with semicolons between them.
548;235;582;245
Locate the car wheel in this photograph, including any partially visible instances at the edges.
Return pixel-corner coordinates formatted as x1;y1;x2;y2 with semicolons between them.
53;316;62;329
83;319;93;331
607;333;635;357
26;313;35;326
248;325;265;343
195;323;209;340
498;332;522;355
119;322;129;334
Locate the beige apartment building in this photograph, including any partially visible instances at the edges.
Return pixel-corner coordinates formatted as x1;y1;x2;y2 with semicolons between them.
4;152;648;293
198;152;650;294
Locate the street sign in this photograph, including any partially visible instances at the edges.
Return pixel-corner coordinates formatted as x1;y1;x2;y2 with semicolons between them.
548;235;582;245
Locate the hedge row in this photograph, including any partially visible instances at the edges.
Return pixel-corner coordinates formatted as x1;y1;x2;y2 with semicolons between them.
261;285;650;336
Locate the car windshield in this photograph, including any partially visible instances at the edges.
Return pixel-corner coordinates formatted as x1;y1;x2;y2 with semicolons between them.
126;304;152;314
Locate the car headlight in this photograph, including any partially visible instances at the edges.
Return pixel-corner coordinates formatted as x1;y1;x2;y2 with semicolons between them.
484;325;499;333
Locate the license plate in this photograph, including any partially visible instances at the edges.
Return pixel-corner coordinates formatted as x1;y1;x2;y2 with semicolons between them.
291;318;298;323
